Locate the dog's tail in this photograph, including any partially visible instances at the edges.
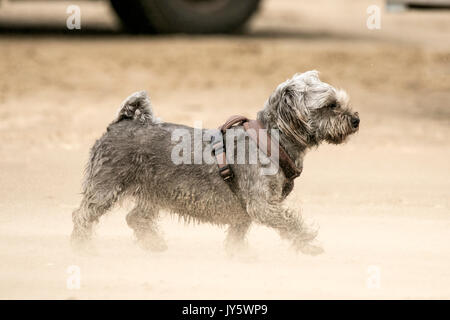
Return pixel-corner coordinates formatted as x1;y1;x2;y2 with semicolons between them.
112;91;159;125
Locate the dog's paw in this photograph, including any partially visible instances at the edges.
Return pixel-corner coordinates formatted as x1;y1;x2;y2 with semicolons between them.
298;242;324;256
70;238;98;256
226;249;258;263
225;242;258;262
137;237;168;252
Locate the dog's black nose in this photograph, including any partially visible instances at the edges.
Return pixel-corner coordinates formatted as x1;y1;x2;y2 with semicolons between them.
351;117;360;128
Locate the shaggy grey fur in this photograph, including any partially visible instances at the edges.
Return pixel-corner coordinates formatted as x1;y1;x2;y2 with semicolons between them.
71;71;359;255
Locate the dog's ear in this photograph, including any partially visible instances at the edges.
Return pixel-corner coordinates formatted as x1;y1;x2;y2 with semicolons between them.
281;86;298;109
275;82;311;147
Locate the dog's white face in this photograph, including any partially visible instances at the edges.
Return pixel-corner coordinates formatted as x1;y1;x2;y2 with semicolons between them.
267;71;360;146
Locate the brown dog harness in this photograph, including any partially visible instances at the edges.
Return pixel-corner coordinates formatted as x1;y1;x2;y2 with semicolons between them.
211;115;302;194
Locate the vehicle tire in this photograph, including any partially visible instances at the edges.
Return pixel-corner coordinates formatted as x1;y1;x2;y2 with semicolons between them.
111;0;261;34
110;0;155;33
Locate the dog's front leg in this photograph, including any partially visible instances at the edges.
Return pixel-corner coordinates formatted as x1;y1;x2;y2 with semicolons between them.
246;200;323;255
224;218;252;257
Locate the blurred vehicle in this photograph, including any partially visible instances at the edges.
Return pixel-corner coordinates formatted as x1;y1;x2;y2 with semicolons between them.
1;0;261;33
109;0;261;33
387;0;450;10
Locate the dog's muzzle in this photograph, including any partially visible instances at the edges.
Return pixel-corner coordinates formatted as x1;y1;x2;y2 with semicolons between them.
351;113;360;129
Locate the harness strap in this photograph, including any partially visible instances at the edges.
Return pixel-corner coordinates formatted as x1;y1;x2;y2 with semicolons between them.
243;120;301;181
212;115;248;181
220;115;249;134
213;115;302;183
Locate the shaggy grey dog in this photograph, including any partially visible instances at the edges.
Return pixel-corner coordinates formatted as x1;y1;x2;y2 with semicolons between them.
71;70;359;255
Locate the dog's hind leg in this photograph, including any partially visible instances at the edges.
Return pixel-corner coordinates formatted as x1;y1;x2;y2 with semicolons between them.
71;188;120;251
126;202;167;252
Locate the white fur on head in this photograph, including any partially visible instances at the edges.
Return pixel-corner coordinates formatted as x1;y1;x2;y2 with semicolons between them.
263;70;351;147
335;89;350;108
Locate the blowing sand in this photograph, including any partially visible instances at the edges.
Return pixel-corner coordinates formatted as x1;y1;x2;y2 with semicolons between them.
0;0;449;299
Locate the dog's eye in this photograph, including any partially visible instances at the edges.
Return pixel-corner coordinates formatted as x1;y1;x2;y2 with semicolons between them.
328;102;337;109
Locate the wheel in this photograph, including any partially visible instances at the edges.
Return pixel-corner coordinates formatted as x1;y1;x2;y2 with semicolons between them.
110;0;261;34
110;0;155;33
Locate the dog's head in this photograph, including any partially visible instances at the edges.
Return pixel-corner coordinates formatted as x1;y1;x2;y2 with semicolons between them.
262;71;359;147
